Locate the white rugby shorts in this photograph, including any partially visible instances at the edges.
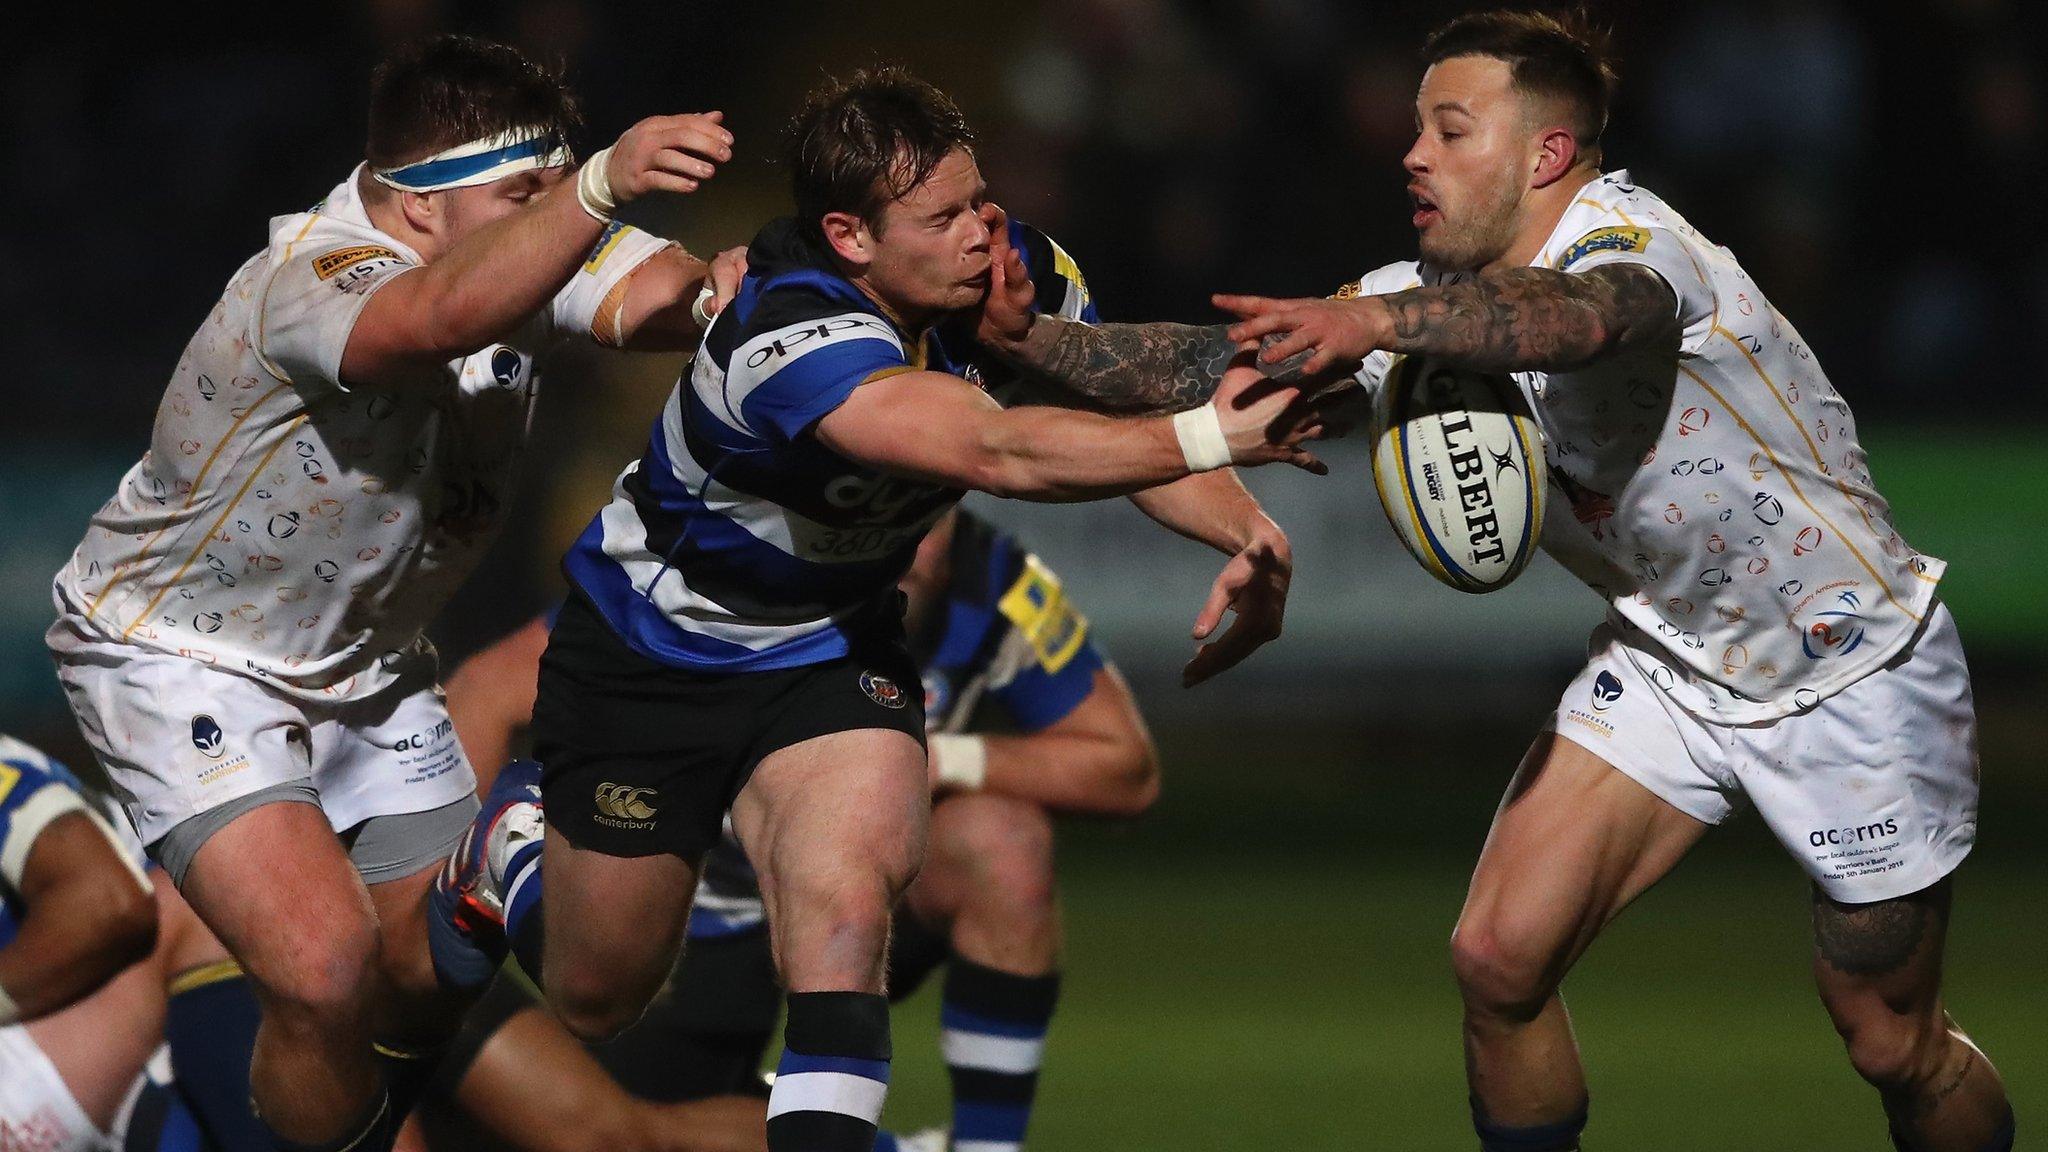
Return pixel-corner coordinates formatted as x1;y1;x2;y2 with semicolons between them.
1547;600;1978;903
0;1027;109;1152
49;616;476;850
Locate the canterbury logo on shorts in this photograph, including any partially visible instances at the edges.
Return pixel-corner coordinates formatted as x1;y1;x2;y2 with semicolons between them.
593;782;658;827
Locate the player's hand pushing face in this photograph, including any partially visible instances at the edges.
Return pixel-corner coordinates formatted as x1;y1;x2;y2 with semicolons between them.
607;111;734;201
974;203;1037;351
1214;293;1378;378
1211;353;1329;475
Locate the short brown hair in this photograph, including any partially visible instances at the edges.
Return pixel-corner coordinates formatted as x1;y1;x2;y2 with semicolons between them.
365;34;582;169
1422;8;1618;149
785;66;976;244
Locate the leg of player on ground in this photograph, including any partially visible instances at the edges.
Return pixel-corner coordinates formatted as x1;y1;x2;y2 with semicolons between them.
1452;734;1708;1150
366;865;475;1116
1811;880;2014;1152
899;795;1062;1152
177;802;393;1152
731;730;929;1152
535;831;698;1043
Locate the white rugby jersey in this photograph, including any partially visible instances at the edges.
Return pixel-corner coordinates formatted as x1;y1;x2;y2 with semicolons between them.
51;168;670;701
1349;170;1942;723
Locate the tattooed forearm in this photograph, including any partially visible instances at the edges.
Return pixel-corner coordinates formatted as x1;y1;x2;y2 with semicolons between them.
1003;318;1313;413
1375;264;1678;372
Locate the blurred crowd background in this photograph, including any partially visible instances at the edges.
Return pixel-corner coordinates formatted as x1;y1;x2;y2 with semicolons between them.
4;3;2044;1145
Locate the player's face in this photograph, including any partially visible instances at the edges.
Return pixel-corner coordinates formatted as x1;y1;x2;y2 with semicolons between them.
1404;55;1535;272
437;167;570;246
864;148;994;321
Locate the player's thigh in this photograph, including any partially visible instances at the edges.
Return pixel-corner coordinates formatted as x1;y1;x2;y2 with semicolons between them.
538;827;700;1012
179;798;381;1017
1457;732;1709;991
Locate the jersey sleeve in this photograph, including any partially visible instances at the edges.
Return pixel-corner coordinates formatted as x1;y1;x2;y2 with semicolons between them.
1339;262;1425;408
0;752;90;890
549;221;677;347
1009;221;1100;324
254;236;418;396
726;299;911;443
1555;221;1717;355
986;552;1106;731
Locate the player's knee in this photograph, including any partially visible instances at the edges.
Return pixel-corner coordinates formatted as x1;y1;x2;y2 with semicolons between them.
546;967;649;1045
1450;920;1556;1022
935;796;1057;924
1835;1005;1946;1092
252;915;380;1030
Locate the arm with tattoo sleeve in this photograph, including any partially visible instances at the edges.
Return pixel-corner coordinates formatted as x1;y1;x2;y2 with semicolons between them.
989;318;1316;413
1217;263;1681;378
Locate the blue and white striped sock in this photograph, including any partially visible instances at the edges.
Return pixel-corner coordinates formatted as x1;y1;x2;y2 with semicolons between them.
940;962;1060;1152
502;842;545;978
768;992;893;1152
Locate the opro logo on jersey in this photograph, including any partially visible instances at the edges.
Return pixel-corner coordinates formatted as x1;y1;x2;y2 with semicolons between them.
1807;818;1898;849
191;715;226;759
744;316;896;370
1434;410;1508;567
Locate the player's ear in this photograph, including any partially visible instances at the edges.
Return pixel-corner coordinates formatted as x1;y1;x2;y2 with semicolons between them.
1531;126;1579;189
398;189;439;235
820;211;871;268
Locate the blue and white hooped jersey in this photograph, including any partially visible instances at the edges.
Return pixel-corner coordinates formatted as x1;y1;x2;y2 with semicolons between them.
0;736;99;949
687;510;1108;939
564;216;1099;674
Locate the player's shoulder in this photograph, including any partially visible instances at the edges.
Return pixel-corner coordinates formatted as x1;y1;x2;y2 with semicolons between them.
1007;219;1095;323
1550;170;1700;270
0;735;84;815
1336;260;1424;300
260;172;418;292
712;217;905;371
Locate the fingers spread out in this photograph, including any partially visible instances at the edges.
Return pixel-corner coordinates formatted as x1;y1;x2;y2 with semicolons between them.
1212;293;1273;318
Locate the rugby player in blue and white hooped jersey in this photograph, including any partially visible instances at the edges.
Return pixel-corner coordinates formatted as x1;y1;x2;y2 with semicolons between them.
1;734;158;1152
1206;12;2012;1152
44;34;741;1152
474;68;1320;1152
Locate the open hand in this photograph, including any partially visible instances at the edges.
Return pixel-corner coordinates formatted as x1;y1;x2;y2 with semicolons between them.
1183;525;1292;687
975;202;1038;352
1214;292;1380;378
1209;352;1328;474
608;111;734;202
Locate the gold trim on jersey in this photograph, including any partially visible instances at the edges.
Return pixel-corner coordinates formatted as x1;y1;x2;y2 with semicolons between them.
120;416;310;641
253;215;325;385
1677;364;1920;623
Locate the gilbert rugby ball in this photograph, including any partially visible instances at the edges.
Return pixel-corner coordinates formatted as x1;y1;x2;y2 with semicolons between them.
1369;355;1546;593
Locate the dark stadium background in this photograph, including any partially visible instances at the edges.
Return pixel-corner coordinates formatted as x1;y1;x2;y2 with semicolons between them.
4;2;2042;1147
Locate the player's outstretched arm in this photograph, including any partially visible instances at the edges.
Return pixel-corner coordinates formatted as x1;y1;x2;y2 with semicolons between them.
0;812;156;1025
814;362;1326;503
970;205;1311;412
340;112;734;387
1128;473;1293;686
608;244;750;352
1216;262;1680;377
935;667;1160;817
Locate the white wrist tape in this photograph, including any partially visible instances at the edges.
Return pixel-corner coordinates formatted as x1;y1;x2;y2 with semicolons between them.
0;979;18;1027
930;734;988;791
577;146;618;221
690;283;718;330
1172;403;1232;473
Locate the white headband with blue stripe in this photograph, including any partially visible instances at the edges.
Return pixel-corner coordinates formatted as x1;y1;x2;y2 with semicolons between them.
371;127;572;193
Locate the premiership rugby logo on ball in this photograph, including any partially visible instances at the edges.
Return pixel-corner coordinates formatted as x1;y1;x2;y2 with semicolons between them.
1370;355;1547;593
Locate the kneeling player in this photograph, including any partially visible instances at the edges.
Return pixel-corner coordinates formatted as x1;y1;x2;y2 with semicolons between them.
428;505;1155;1152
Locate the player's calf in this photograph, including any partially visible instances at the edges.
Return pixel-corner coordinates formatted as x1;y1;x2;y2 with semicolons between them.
1811;881;2014;1152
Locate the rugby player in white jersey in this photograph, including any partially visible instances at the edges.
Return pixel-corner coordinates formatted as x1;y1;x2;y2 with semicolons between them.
1201;11;2012;1152
443;69;1322;1152
45;34;739;1152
